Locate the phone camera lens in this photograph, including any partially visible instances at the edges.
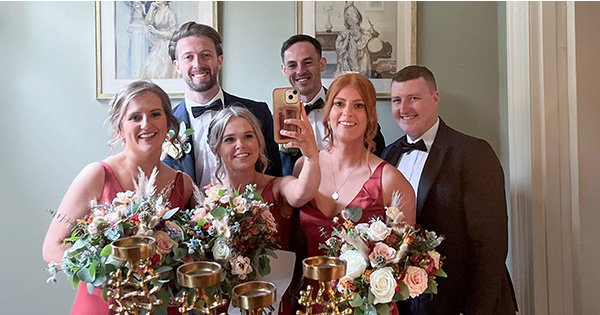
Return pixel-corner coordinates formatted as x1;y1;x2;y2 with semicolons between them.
288;95;293;100
293;90;298;95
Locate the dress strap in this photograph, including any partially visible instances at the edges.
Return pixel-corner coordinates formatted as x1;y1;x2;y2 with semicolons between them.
98;161;124;203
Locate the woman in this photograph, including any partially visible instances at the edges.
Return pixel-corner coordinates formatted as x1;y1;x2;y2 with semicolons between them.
335;2;373;77
139;1;178;79
295;73;416;314
42;80;195;315
207;105;319;251
206;105;319;315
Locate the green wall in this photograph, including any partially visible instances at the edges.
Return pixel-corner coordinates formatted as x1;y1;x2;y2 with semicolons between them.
0;2;507;313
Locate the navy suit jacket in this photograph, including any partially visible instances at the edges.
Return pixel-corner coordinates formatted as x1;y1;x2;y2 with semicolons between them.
383;119;517;315
164;91;282;184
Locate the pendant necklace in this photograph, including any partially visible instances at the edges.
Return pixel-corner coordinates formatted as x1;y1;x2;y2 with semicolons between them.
330;152;362;201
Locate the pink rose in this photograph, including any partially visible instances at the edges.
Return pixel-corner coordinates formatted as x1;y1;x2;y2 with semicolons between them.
191;207;208;222
403;266;429;298
154;231;178;256
230;256;253;280
368;242;400;266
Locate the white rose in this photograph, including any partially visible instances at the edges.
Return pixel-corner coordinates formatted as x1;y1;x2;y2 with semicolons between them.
339;250;368;279
369;267;397;304
367;219;391;241
232;196;247;213
212;240;231;260
397;244;408;262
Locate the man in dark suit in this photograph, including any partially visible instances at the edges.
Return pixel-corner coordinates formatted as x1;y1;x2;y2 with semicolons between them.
279;34;386;175
163;22;281;186
382;66;517;314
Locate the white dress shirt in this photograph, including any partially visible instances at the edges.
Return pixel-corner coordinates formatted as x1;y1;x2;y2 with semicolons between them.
185;89;225;187
397;118;440;198
305;87;328;151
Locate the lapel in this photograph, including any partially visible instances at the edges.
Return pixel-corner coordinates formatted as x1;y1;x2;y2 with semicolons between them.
416;118;449;215
384;135;407;167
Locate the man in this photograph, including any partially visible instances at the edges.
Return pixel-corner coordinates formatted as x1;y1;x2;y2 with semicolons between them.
279;34;385;175
163;22;281;186
382;66;517;314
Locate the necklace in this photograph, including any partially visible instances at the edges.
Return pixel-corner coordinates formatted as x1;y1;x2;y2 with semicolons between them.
329;152;362;201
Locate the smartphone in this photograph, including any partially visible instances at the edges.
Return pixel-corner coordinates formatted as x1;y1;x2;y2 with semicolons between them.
273;87;301;144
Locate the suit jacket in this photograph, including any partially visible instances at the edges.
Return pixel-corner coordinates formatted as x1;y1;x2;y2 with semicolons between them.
383;119;517;315
279;87;387;176
163;91;282;184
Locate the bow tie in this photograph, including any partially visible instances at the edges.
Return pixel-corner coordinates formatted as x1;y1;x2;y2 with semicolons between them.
191;99;223;118
399;138;427;155
304;98;325;115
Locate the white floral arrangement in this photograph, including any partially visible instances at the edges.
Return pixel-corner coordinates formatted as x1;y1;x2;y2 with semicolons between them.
322;191;447;314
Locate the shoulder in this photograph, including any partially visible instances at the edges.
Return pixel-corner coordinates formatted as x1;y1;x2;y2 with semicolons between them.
224;91;271;114
79;161;106;181
439;122;500;164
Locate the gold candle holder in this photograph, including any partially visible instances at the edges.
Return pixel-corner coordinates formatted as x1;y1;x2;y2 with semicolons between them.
107;236;163;315
232;281;276;315
296;256;353;315
175;261;227;314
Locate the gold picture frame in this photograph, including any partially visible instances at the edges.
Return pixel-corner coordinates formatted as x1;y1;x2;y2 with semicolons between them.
95;1;217;99
297;1;416;98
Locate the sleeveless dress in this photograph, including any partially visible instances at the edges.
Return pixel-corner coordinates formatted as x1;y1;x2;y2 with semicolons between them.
260;177;295;315
261;177;292;251
299;161;399;315
70;161;186;315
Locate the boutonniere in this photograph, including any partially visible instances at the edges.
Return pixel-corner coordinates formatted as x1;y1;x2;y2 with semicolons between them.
162;121;194;160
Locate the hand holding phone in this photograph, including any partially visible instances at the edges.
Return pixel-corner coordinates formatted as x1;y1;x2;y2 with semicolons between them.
273;87;301;144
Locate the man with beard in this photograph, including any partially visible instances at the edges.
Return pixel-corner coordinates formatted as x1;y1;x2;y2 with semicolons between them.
279;34;386;175
164;22;281;186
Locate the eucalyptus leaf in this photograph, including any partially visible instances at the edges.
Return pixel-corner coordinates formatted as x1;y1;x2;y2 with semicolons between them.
349;292;363;307
265;248;278;258
87;282;95;295
173;247;187;260
400;282;410;299
210;206;226;220
89;260;98;278
346;206;363;222
375;303;389;315
184;128;194;136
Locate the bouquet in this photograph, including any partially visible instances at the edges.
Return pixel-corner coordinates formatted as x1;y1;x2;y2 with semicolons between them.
183;182;279;296
45;168;196;311
321;191;447;315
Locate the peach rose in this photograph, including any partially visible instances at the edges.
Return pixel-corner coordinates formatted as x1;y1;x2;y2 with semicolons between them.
428;250;441;269
368;242;400;266
154;230;178;256
231;256;253;280
403;266;429;298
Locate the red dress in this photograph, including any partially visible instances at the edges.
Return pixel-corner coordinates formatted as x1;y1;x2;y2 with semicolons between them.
299;161;399;314
69;161;186;315
261;177;292;251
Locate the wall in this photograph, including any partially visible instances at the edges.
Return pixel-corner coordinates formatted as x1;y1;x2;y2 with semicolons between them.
0;2;506;313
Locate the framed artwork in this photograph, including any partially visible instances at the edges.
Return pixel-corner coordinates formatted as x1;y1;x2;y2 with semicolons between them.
297;1;416;98
95;1;217;99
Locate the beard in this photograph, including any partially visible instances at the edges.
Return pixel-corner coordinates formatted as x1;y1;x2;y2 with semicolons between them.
184;69;218;93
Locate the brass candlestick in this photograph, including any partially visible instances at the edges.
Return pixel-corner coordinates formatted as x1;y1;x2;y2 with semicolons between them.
107;236;163;315
232;281;276;315
175;261;228;314
296;256;353;315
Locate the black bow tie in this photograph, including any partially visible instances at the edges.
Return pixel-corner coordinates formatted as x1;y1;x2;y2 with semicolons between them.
304;98;325;115
399;138;427;155
191;99;223;118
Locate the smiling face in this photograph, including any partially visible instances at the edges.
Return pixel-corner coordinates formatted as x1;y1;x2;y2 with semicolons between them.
328;86;368;143
391;77;439;139
218;117;260;172
119;92;168;155
173;35;222;96
281;41;327;103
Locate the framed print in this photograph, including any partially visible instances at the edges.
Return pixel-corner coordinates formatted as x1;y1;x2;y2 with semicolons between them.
95;1;217;99
297;1;416;98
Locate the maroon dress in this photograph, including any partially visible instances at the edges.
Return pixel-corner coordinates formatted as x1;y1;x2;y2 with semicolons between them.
261;177;292;251
69;161;186;315
299;161;399;314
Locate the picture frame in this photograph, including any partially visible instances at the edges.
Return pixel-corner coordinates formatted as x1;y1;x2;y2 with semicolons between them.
95;1;217;99
297;1;416;98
